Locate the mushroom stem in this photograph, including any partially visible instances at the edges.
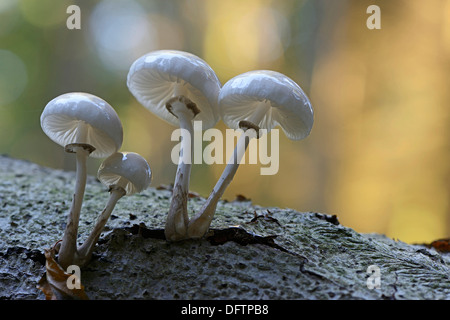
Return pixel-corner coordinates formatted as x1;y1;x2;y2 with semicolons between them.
58;146;90;269
76;185;126;266
165;96;199;241
247;101;270;124
75;121;88;143
188;126;257;238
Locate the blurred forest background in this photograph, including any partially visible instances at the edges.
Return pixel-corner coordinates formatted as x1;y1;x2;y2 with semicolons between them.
0;0;449;243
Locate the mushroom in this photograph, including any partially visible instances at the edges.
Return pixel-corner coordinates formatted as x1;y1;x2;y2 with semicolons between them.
187;70;314;238
40;92;123;268
76;152;152;266
127;50;221;241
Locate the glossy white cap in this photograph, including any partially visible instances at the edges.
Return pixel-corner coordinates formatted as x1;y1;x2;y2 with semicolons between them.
97;152;152;196
40;92;123;158
219;70;314;140
127;50;221;129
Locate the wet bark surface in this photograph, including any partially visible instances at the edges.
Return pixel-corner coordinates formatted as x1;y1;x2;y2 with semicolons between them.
0;155;449;300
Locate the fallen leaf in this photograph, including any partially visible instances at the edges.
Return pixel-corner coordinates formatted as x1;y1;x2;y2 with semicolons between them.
188;191;201;198
37;247;89;300
429;238;450;253
156;184;173;191
234;194;251;202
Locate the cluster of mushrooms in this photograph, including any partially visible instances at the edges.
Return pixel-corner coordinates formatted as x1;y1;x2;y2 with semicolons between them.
40;50;313;268
40;93;152;268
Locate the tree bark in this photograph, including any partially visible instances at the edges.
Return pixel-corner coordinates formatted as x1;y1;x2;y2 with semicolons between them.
0;155;448;300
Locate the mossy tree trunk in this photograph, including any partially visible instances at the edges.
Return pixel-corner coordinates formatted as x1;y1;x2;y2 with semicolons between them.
0;155;448;299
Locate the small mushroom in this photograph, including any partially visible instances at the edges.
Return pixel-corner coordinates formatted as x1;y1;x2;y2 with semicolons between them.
127;50;221;241
40;92;123;268
76;152;152;266
188;70;314;238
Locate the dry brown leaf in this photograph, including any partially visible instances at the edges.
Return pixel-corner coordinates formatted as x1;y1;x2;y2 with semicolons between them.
429;238;450;253
37;247;89;300
234;194;251;202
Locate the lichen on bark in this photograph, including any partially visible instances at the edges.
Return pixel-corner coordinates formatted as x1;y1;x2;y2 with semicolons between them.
0;155;449;299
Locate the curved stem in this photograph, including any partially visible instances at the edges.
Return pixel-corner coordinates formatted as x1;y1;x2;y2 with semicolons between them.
165;97;197;241
188;128;255;238
58;147;89;269
188;103;270;239
76;186;125;266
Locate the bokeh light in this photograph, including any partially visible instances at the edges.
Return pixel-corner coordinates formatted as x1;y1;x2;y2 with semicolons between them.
88;0;158;72
0;50;28;106
0;0;449;244
0;0;20;37
203;0;290;80
19;0;71;28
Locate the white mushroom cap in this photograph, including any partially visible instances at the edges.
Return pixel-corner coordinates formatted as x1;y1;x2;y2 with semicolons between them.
219;70;314;140
98;152;152;196
127;50;221;129
40;92;123;158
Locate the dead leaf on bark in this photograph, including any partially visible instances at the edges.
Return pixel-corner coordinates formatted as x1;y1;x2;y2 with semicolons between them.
428;238;450;253
245;210;282;226
37;247;89;300
187;190;201;198
156;184;173;191
156;184;200;198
